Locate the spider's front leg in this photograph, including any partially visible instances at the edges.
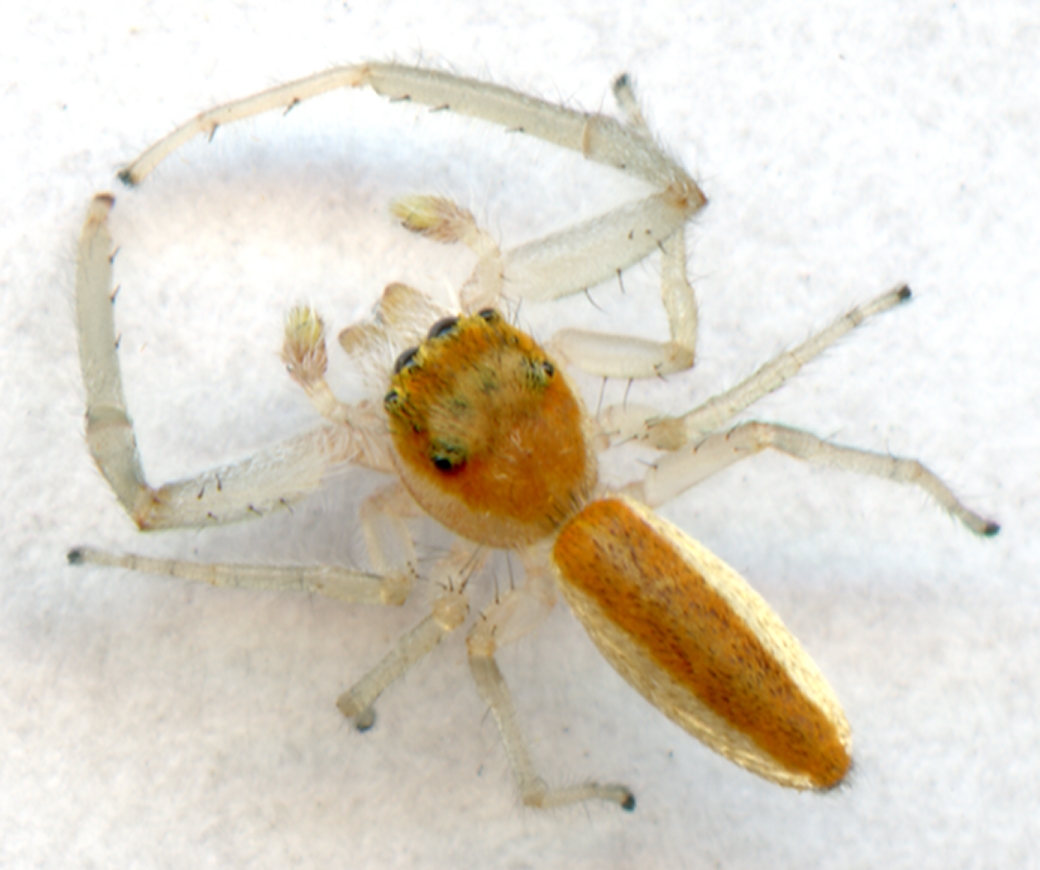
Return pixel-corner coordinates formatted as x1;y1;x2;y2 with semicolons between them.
118;64;706;378
76;195;383;531
342;68;710;379
392;193;699;379
73;201;428;604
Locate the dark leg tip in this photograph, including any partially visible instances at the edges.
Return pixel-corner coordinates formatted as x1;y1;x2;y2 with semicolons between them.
354;707;376;732
620;791;636;812
67;548;84;565
982;521;1001;537
896;284;912;301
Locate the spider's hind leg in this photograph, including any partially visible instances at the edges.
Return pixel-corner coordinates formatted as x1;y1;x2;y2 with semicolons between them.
465;548;635;811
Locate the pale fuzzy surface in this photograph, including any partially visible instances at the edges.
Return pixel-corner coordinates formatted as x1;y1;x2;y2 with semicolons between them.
3;2;1036;867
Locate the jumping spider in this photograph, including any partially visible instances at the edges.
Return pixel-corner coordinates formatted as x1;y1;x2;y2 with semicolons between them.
71;63;997;811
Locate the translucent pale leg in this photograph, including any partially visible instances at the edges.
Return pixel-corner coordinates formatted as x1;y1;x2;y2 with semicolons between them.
392;197;698;378
119;63;704;379
76;194;385;530
466;548;635;810
119;63;700;195
596;284;998;535
337;544;482;729
633;421;999;536
70;488;469;729
525;75;698;374
603;285;913;449
66;546;390;604
358;482;421;605
68;479;426;604
390;77;701;377
543;227;697;377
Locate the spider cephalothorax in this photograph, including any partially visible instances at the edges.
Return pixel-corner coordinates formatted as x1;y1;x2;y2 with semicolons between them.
384;308;596;548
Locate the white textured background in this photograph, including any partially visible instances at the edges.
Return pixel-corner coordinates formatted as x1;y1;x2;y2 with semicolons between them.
3;2;1036;867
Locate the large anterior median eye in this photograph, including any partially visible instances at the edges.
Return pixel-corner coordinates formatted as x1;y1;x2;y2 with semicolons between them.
430;445;467;473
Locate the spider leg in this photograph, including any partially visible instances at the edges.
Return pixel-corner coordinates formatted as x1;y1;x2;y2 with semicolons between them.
391;197;698;378
501;74;700;378
544;227;698;376
66;547;389;604
119;64;705;379
630;421;998;537
76;194;382;530
600;286;912;449
69;480;423;606
597;285;997;535
336;542;480;727
69;498;467;732
119;64;698;193
466;547;634;810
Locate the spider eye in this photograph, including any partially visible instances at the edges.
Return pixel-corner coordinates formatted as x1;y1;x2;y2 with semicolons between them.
521;356;555;387
477;309;499;322
383;389;401;410
393;346;419;374
427;316;459;339
429;441;467;473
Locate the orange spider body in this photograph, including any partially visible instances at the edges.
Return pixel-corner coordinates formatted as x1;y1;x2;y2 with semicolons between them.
383;309;851;790
73;62;993;810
